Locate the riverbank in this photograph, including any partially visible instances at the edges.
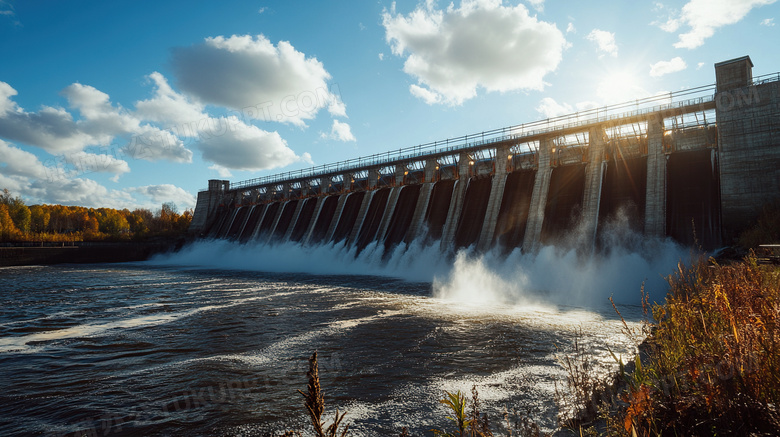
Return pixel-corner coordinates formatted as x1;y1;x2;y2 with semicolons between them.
0;239;185;267
558;254;780;436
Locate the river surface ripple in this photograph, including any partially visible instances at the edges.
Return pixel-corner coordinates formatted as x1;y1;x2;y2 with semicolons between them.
0;263;642;436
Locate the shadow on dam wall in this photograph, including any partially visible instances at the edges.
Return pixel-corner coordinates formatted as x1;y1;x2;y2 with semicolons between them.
239;205;265;243
384;184;421;251
256;202;281;240
225;206;249;240
424;180;455;241
454;176;493;249
666;149;721;249
273;200;299;239
356;187;391;251
598;156;647;236
541;164;586;245
493;170;535;250
290;198;318;242
310;195;340;244
332;191;365;243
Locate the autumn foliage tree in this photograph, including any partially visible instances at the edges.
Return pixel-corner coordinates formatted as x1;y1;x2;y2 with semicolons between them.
0;189;193;243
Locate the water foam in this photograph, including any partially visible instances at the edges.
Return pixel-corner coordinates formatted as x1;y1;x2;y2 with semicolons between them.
152;227;689;309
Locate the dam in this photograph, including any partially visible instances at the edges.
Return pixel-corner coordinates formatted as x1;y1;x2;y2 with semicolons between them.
190;56;780;252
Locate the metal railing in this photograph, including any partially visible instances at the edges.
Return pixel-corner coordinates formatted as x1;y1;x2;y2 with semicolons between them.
217;76;776;193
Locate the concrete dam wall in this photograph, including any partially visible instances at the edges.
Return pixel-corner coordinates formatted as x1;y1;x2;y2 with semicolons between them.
191;56;780;252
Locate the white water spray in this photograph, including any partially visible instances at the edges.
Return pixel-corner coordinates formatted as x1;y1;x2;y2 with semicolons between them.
152;221;689;309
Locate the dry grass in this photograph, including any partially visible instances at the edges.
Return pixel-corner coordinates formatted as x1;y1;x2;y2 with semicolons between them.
626;254;780;435
285;352;349;437
558;255;780;436
553;254;780;436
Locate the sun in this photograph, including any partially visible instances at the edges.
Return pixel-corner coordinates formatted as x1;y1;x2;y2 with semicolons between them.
596;69;649;104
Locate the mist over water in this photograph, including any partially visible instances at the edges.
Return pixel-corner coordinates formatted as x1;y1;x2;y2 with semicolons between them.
155;225;689;308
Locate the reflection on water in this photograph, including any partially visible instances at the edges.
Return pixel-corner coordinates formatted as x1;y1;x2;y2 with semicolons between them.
0;258;649;436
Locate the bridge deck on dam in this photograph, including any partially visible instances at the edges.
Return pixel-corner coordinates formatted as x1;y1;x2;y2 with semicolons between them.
191;56;780;253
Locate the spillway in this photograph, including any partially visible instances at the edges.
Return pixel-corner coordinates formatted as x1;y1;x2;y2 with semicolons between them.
255;202;281;240
289;198;317;242
540;164;586;245
226;206;250;240
666;149;721;248
331;192;365;243
383;184;422;251
239;205;265;243
309;195;340;244
598;157;647;235
356;187;391;251
424;180;455;242
216;208;238;239
272;200;299;240
453;177;493;249
493;170;536;250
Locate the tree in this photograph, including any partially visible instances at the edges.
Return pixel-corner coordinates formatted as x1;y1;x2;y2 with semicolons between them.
9;202;31;233
0;204;19;241
0;189;31;233
29;205;50;233
97;208;130;237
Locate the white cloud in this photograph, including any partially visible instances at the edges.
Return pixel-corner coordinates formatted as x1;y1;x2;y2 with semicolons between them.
761;17;775;26
0;139;192;209
130;184;197;210
257;7;267;14
328;120;356;142
196;117;308;171
0;84;104;153
209;164;233;178
135;72;206;128
535;97;574;119
697;62;705;69
32;178;135;208
586;29;618;57
659;0;776;49
0;81;16;115
0;139;50;179
171;34;345;126
378;53;384;61
63;151;131;182
0;81;193;163
649;56;687;77
527;0;544;11
382;0;566;105
122;125;192;163
409;84;442;105
534;98;600;119
566;22;576;33
134;73;307;170
3;172;136;209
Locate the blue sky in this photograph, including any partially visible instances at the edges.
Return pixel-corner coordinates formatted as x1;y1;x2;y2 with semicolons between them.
0;0;777;211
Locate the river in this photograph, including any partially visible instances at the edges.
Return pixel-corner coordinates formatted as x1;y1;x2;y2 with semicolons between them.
0;237;685;436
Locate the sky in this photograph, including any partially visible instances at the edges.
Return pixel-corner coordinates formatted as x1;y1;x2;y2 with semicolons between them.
0;0;778;211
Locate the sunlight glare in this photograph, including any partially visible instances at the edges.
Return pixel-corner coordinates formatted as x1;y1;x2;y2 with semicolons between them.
597;69;648;104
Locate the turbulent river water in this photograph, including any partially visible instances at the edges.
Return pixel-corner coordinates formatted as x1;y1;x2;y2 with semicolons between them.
0;237;687;436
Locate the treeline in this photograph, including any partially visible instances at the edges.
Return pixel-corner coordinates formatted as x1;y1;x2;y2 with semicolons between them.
0;189;192;242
